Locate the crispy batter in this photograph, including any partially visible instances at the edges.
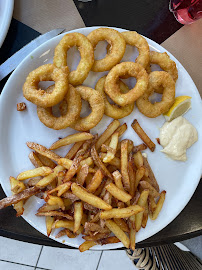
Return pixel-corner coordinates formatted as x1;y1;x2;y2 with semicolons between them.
95;76;134;119
54;32;94;85
17;102;26;111
122;31;150;68
149;51;178;93
37;85;81;130
23;64;69;107
62;86;104;131
136;71;175;118
87;28;126;72
105;62;148;106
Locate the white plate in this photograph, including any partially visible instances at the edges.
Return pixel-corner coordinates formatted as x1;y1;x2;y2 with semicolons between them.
0;27;202;250
0;0;14;48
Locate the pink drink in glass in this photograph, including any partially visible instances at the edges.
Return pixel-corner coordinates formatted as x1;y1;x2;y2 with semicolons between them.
169;0;202;24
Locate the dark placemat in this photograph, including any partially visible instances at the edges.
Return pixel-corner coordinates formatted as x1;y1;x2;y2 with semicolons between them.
73;0;182;43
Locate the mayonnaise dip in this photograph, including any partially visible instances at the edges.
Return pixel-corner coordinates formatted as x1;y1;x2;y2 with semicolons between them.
159;116;198;161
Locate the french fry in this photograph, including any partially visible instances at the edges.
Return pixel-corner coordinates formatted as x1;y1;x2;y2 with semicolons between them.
91;145;113;179
36;165;64;188
47;182;72;197
36;210;73;220
128;156;136;197
29;152;43;168
54;220;83;235
55;229;67;238
100;205;144;219
105;220;130;248
141;201;149;228
89;212;100;223
97;236;120;245
57;158;73;169
54;220;79;234
148;195;157;215
135;167;145;191
64;229;77;238
133;143;147;153
10;177;26;194
10;177;26;216
102;191;112;205
112;170;124;191
129;224;136;251
95;120;120;150
104;123;127;146
76;164;89;186
80;157;94;167
94;179;107;197
26;142;61;162
37;203;60;212
143;156;159;192
150;191;166;220
83;232;110;241
63;156;83;182
65;141;84;159
46;216;55;237
103;132;118;163
131;119;156;152
114;218;129;233
0;186;41;210
139;181;160;198
50;133;94;150
84;222;110;234
17;166;53;181
71;183;112;210
74;201;83;233
135;190;149;232
46;195;65;210
133;151;144;169
105;183;132;203
99;153;121;169
35;153;56;169
87;169;104;193
121;140;130;191
79;240;97;252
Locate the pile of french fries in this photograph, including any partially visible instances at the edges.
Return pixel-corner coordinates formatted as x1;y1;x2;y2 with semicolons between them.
0;119;166;252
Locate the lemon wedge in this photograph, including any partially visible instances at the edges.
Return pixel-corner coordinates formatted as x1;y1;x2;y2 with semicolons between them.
164;96;191;121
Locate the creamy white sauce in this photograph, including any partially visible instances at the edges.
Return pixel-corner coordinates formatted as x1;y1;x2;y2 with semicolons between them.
159;116;198;161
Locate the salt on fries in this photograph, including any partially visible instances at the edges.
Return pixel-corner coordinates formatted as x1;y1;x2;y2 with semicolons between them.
0;119;166;252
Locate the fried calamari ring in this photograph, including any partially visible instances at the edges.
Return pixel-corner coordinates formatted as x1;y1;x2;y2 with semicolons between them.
37;85;82;130
121;31;150;68
136;71;175;118
104;62;148;107
95;76;135;119
87;28;126;72
23;64;69;107
61;86;105;131
147;51;178;93
53;32;94;86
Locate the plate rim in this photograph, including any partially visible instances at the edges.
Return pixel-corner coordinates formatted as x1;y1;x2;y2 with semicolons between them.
0;26;202;250
0;0;14;48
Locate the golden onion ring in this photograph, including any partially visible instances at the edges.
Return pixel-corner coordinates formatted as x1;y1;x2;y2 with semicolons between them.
147;51;178;94
104;62;148;106
23;64;69;107
53;32;94;86
122;31;150;69
61;86;105;131
95;76;135;119
136;71;175;118
37;85;82;130
87;28;126;72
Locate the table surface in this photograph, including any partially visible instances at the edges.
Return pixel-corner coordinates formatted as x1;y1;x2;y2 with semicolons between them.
0;0;201;249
